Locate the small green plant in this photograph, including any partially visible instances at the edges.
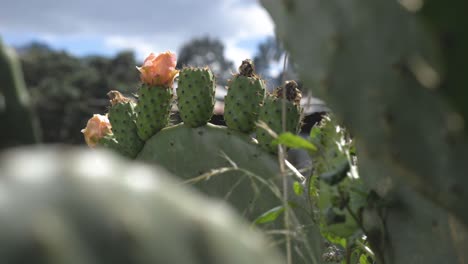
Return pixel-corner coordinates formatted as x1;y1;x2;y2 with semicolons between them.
278;114;375;263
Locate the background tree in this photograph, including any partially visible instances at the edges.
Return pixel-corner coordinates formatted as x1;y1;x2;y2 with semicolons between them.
18;43;139;144
253;37;299;91
177;37;234;85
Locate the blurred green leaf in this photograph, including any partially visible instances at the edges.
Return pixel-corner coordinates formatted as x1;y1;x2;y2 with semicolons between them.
360;254;372;264
272;132;317;151
254;205;285;224
293;181;304;196
309;126;321;139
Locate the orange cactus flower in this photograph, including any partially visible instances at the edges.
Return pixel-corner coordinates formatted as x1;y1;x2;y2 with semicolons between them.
81;114;112;147
137;51;178;86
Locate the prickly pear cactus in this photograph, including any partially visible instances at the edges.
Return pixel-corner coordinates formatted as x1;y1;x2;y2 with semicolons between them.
260;0;468;263
0;147;285;264
0;38;41;148
107;91;144;158
257;81;302;153
224;59;266;133
177;67;216;127
82;52;324;263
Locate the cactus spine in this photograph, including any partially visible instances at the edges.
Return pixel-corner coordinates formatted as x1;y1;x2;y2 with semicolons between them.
256;81;302;153
224;59;266;133
177;67;216;127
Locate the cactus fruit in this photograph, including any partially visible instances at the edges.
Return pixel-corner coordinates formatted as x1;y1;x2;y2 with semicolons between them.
177;67;216;127
224;59;266;133
256;81;302;153
107;91;143;158
135;52;178;140
0;147;286;264
135;85;174;140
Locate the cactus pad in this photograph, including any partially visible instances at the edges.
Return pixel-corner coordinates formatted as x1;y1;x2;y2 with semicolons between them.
177;67;216;127
224;59;266;133
256;81;302;153
261;0;468;262
137;123;323;263
135;84;173;140
107;91;143;158
0;147;286;264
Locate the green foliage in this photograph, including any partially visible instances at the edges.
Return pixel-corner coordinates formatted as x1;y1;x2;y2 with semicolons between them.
18;43;139;144
272;132;317;152
0;147;285;264
254;205;286;225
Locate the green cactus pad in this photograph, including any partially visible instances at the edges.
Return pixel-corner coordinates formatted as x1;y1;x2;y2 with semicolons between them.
177;67;216;127
0;147;286;264
0;39;41;148
107;91;143;158
224;60;266;133
137;123;281;214
256;82;302;153
137;123;323;263
261;0;468;262
135;84;173;140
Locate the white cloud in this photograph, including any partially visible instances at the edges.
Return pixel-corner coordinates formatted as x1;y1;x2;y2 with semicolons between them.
224;40;253;65
1;0;275;62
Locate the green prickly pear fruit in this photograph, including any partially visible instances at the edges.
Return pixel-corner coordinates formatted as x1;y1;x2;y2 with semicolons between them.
135;52;178;140
177;67;216;127
135;84;173;140
107;91;144;158
224;59;266;133
256;80;302;153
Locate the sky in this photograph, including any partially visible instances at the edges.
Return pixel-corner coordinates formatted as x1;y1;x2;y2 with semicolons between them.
0;0;275;63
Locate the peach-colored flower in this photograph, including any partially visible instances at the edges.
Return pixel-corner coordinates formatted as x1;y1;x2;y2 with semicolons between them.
137;51;178;86
81;114;112;147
